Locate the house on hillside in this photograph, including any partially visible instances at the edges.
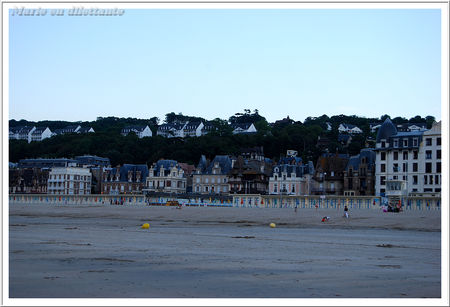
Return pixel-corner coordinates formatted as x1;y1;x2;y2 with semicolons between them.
338;123;362;134
121;125;152;138
9;126;36;143
396;122;427;132
338;133;352;147
53;125;95;136
231;123;257;134
183;121;204;137
30;127;52;142
201;121;218;136
157;122;185;138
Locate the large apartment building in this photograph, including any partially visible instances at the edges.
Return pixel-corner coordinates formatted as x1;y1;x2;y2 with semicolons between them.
47;167;91;195
374;118;441;196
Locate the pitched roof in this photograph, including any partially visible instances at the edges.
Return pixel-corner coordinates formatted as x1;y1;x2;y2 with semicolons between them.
205;155;232;175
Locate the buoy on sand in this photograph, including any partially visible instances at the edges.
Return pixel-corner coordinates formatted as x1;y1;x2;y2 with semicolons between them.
269;223;276;228
141;223;150;229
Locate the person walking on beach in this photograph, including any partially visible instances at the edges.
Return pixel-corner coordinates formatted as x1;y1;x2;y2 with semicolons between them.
344;205;349;218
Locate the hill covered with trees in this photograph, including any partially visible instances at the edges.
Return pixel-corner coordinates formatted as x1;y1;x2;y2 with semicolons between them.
9;111;436;166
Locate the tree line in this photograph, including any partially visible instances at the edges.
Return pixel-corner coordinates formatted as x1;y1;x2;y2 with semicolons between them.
9;112;436;167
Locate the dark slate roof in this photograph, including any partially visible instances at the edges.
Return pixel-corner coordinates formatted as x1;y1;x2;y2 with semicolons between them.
109;164;148;182
205;155;232;175
345;149;376;171
341;123;356;129
78;127;94;133
31;127;49;135
376;118;398;142
158;123;185;131
10;126;34;134
196;155;208;173
279;156;302;165
152;159;180;176
184;121;202;130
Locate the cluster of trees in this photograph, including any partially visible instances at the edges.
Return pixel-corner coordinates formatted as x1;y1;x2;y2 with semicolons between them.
9;112;436;167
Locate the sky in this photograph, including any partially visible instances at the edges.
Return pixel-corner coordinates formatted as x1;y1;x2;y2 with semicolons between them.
9;8;442;123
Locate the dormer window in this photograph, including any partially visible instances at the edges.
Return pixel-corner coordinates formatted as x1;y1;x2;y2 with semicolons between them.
413;138;418;146
393;139;399;147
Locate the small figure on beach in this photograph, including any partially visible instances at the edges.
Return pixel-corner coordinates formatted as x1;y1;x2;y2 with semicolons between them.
294;204;298;213
321;216;330;222
344;205;349;218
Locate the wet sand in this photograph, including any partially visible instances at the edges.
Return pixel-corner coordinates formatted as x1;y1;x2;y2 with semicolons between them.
9;203;441;298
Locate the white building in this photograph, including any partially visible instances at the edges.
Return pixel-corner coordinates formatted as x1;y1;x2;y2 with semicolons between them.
183;121;204;137
121;125;152;138
231;123;257;134
338;123;362;134
144;160;187;194
30;127;52;142
9;126;36;143
47;167;92;195
374;118;441;196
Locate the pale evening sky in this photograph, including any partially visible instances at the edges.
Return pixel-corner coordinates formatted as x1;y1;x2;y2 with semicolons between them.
9;8;442;123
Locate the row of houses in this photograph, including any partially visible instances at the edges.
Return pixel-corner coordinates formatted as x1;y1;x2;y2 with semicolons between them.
9;125;95;143
9;120;441;198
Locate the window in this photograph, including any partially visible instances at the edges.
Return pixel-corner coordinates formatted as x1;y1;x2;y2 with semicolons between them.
403;139;408;147
380;164;386;172
426;150;432;159
424;175;428;184
437;137;441;146
413;151;418;159
426;138;432;146
274;184;277;193
425;163;432;173
331;171;335;176
393;152;398;160
413;163;418;172
429;175;433;185
393;163;399;172
381;152;386;161
381;141;386;148
393;139;399;147
403;176;407;181
437;150;441;159
413;175;418;185
380;176;386;185
196;177;200;183
435;175;439;185
436;162;441;173
403;151;408;160
403;163;408;172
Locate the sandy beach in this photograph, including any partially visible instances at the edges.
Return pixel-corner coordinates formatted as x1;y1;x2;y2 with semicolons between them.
9;203;441;298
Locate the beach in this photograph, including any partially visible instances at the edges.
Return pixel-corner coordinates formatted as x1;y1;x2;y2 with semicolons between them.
9;203;441;298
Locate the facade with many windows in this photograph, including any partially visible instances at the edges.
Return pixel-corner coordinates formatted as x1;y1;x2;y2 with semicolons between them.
374;118;441;196
193;155;232;194
47;167;91;195
145;160;187;194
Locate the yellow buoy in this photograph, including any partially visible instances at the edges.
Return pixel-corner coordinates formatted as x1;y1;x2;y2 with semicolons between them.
141;223;150;229
270;223;276;228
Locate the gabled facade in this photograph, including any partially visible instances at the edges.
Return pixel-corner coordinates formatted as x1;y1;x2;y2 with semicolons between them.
9;126;36;143
53;125;81;135
30;127;52;142
157;122;185;138
193;155;233;194
145;160;187;193
228;154;273;195
268;153;314;196
121;125;152;138
9;168;50;194
312;153;349;195
102;164;149;194
183;121;204;137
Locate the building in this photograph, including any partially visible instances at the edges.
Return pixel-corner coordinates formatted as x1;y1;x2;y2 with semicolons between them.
338;123;362;134
75;155;111;168
53;125;95;135
193;155;233;194
183;121;204;137
47;167;91;195
369;122;382;133
9;168;50;194
30;127;52;142
228;152;273;195
145;160;187;194
121;125;152;138
374;118;441;196
396;122;427;132
312;153;349;195
9;126;36;143
231;123;257;134
343;148;376;196
18;158;78;169
268;152;314;196
338;134;352;147
157;122;186;138
201;121;218;136
102;164;149;194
